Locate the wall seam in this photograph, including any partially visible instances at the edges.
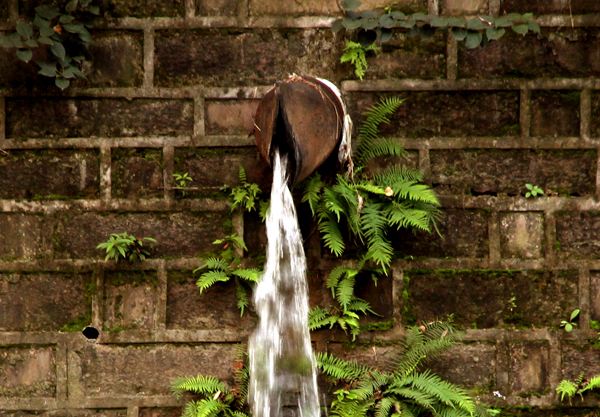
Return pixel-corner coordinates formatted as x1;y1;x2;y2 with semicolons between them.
520;88;531;137
8;0;17;20
185;0;195;19
143;26;155;91
579;269;591;330
544;211;556;268
194;97;206;143
163;145;175;202
155;259;168;330
580;88;591;139
100;146;112;201
489;210;501;268
446;37;457;81
0;96;5;141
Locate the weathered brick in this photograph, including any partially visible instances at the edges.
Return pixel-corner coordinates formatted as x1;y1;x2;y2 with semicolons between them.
348;91;519;138
531;91;580;137
591;272;600;323
0;411;126;417
391;209;490;259
441;0;488;15
0;214;43;260
166;271;257;330
0;149;100;200
112;149;163;199
53;212;229;259
0;38;53;89
556;212;600;260
104;271;158;331
140;409;182;417
499;212;544;260
0;272;92;331
500;0;600;14
591;91;600;137
405;270;578;328
205;100;260;136
459;29;600;79
562;342;600;380
249;0;426;16
428;343;497;389
154;29;344;87
197;0;238;16
6;99;193;139
19;0;183;18
77;343;238;396
510;342;549;394
0;346;56;397
430;149;596;196
174;147;272;196
327;342;400;369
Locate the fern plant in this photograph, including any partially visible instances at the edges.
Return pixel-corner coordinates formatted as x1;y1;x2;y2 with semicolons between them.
556;372;600;404
193;234;261;316
172;345;250;417
96;232;156;262
340;41;380;80
318;322;490;417
222;166;269;221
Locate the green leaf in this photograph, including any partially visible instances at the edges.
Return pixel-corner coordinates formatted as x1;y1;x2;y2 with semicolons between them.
35;5;61;20
570;309;580;321
60;14;75;23
565;323;573;332
486;26;505;40
466;18;487;30
38;61;58;78
332;19;344;33
55;76;70;89
40;26;56;37
17;23;34;38
361;18;378;30
494;17;512;27
391;11;405;20
465;31;483;48
430;16;447;28
62;67;77;78
16;49;33;62
66;0;79;13
412;12;429;21
38;36;55;45
340;0;362;10
342;17;362;30
447;17;467;27
34;14;51;28
64;23;84;33
51;42;66;61
25;39;38;47
508;13;523;22
451;27;467;41
0;35;11;48
522;13;534;21
88;5;100;14
9;33;24;48
78;28;93;44
527;21;541;33
380;14;396;28
512;24;529;35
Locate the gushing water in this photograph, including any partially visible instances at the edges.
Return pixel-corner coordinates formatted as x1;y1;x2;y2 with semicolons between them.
249;149;320;417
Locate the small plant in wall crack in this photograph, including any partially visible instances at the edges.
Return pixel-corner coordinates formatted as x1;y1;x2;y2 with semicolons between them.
556;372;600;404
560;308;579;332
222;166;269;221
0;0;100;89
525;183;544;198
173;172;194;196
96;232;156;262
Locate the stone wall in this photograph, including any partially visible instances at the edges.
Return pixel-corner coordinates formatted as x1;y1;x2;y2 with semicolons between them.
1;0;600;415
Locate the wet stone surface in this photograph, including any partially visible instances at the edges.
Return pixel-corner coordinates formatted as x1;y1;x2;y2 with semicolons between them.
499;212;545;260
103;271;158;331
428;342;497;390
19;0;184;18
500;0;600;14
0;214;43;260
531;90;580;137
112;148;163;199
0;345;56;397
556;212;600;259
509;341;549;395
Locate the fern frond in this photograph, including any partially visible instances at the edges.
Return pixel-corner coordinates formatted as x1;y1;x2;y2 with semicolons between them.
404;370;474;413
387;202;432;232
259;199;270;222
238;165;247;184
196;270;231;292
374;165;424;184
317;352;375;382
356;183;387;195
234;278;249;316
390;180;440;205
231;268;261;282
433;405;474;417
356;138;406;166
385;386;435;410
327;265;357;296
301;173;324;216
318;209;345;257
375;396;395;417
336;275;357;311
583;375;600;393
323;187;348;222
556;379;578;401
233;345;249;406
194;398;228;417
308;306;331;330
197;257;231;272
361;201;393;270
172;375;228;399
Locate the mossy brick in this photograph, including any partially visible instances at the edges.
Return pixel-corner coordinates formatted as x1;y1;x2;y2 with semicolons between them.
362;32;447;80
140;409;182;417
499;212;544;260
531;91;580;137
0;346;56;397
6;98;193;139
326;343;399;370
205;100;260;136
19;0;183;18
556;212;600;260
154;29;345;87
591;272;600;323
591;91;600;137
174;147;272;196
500;0;600;14
509;342;549;394
348;91;519;138
561;342;600;380
440;0;487;15
112;149;163;199
77;343;238;396
103;271;158;331
459;29;600;79
0;411;126;417
0;37;54;89
405;270;578;329
0;214;43;260
166;271;257;331
391;209;489;259
53;212;228;259
197;0;239;16
428;343;497;390
0;149;100;200
0;272;92;331
429;149;596;196
249;0;425;16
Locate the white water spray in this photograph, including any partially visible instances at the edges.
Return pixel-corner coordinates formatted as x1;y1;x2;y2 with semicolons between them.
249;148;320;417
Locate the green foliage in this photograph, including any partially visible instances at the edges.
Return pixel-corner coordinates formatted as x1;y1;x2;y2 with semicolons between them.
174;172;194;196
0;0;100;89
96;232;156;262
560;309;579;333
525;183;544;198
318;322;489;417
222;166;268;220
556;372;600;404
332;1;540;79
173;345;250;417
193;234;261;316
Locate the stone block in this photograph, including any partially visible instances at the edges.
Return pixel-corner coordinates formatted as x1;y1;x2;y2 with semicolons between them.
140;409;182;417
327;342;400;370
112;149;163;199
6;99;193;139
174;147;272;195
459;29;600;79
53;212;229;259
405;270;578;328
205;100;260;136
0;214;43;260
391;209;490;259
0;40;54;89
77;343;239;396
500;0;600;14
0;411;126;417
0;149;100;200
166;271;257;330
154;29;344;87
348;91;519;138
509;342;549;395
430;149;596;196
499;212;544;259
441;0;488;15
556;212;600;260
0;272;92;331
197;0;239;16
249;0;426;16
428;343;497;389
591;272;600;323
104;271;158;331
531;91;580;137
19;0;183;18
561;342;600;380
0;346;56;397
591;91;600;137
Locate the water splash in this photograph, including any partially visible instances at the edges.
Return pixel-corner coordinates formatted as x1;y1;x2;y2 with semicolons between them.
249;148;320;417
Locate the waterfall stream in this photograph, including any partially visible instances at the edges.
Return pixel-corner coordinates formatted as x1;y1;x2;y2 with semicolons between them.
248;148;320;417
